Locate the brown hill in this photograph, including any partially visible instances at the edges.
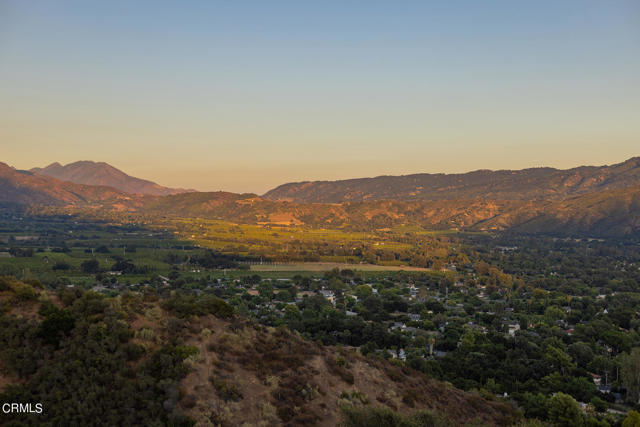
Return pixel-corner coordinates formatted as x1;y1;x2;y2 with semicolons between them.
81;187;639;237
473;184;640;236
0;162;130;206
263;157;640;203
135;184;640;236
173;315;520;426
31;160;191;196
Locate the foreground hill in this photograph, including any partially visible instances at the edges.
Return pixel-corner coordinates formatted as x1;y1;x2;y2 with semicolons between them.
0;278;519;426
264;157;640;203
31;160;191;196
0;162;130;206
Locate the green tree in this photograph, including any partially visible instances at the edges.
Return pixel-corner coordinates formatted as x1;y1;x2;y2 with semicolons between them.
621;348;640;403
283;304;301;322
548;392;583;427
257;282;274;300
544;346;575;375
354;284;373;299
623;410;640;427
81;259;100;274
590;396;607;413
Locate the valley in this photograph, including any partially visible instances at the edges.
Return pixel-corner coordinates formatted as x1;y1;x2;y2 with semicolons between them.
1;158;640;426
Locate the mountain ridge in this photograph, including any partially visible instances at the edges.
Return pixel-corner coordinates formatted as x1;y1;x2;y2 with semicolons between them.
263;157;640;203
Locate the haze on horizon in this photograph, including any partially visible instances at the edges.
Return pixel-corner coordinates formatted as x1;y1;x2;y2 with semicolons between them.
1;0;639;194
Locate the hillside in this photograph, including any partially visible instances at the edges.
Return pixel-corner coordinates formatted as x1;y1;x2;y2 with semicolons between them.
476;184;640;236
31;161;191;196
0;162;130;206
131;192;526;230
0;278;520;426
263;157;640;203
125;188;640;237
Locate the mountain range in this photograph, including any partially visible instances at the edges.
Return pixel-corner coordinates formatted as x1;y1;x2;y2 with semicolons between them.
2;157;640;237
30;161;191;196
263;157;640;202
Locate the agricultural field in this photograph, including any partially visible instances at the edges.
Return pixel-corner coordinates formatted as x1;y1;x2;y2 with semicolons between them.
0;211;457;286
0;211;208;285
151;216;471;268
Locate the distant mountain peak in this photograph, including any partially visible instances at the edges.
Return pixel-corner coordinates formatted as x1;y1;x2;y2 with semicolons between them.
30;161;192;196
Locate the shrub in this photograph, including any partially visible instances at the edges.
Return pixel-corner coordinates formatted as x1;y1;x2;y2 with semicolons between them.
52;262;71;271
0;276;38;301
591;396;608;413
38;307;76;347
209;377;243;401
340;405;451;427
81;259;100;274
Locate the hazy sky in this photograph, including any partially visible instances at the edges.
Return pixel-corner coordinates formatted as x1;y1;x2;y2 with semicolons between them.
1;1;639;193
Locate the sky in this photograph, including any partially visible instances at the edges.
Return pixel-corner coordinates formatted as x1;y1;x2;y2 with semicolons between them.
1;0;639;194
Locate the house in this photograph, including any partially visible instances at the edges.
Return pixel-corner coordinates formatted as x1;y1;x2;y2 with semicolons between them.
408;313;421;322
506;322;520;337
389;322;406;331
408;284;419;298
13;235;38;241
597;385;611;394
319;289;335;305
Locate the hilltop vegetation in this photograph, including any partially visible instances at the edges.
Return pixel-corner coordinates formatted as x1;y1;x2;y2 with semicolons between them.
0;277;519;426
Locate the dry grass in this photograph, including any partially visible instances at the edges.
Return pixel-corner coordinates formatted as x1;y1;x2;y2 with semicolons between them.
176;315;521;427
